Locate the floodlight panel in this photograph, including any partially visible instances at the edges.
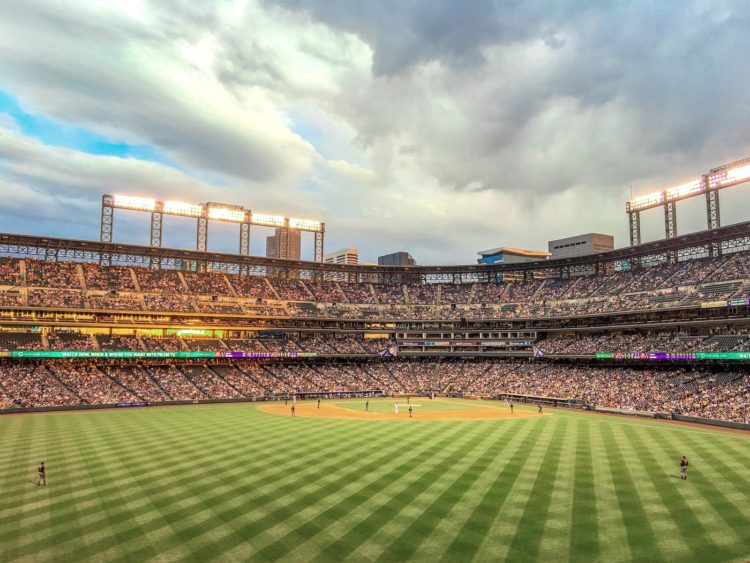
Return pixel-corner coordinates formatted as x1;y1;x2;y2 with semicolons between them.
164;200;204;217
113;195;156;211
629;191;664;211
252;213;286;227
208;207;246;222
726;164;750;184
289;217;322;231
666;178;703;200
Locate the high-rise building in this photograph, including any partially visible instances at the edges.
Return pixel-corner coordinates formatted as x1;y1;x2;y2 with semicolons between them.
323;248;358;281
324;248;359;265
378;251;416;266
266;228;301;260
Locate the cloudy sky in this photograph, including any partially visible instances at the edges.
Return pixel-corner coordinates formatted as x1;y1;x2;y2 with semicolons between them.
1;0;749;264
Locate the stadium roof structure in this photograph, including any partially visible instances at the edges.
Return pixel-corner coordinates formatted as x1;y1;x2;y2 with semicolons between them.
477;247;551;259
2;220;750;283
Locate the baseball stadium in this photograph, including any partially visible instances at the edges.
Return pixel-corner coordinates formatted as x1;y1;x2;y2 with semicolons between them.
1;159;750;562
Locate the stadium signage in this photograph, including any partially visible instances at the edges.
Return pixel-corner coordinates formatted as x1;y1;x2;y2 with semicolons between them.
595;351;750;361
10;350;319;359
11;351;217;359
700;300;728;308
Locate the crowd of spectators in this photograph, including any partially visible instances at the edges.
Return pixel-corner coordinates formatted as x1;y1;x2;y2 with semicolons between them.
87;293;143;311
136;269;184;293
181;365;240;398
145;365;207;400
47;330;96;351
28;289;83;309
141;337;183;351
96;334;143;351
48;362;139;404
4;249;750;319
26;260;81;289
82;264;135;291
144;294;195;312
1;359;746;422
0;332;44;351
0;258;22;286
539;330;750;355
103;365;169;402
0;291;23;307
305;281;344;302
183;272;233;296
230;275;276;300
0;364;81;407
270;279;311;301
340;282;377;304
185;338;226;352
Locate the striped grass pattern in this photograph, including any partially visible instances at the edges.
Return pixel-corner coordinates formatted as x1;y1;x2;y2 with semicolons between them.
0;400;748;562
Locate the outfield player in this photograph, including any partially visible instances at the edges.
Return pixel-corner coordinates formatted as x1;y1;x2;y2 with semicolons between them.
37;462;46;486
680;456;689;480
537;403;543;414
408;405;413;418
510;402;514;415
317;398;320;409
394;401;399;415
291;404;296;417
365;399;369;412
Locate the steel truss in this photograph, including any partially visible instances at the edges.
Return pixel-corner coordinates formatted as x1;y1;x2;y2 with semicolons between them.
3;223;750;284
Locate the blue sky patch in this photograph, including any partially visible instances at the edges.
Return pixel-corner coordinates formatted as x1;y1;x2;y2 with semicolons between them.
0;88;170;164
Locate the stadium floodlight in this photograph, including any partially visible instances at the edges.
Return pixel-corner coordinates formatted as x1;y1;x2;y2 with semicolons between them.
666;179;703;200
289;218;322;231
113;194;156;211
628;191;664;211
164;200;204;217
208;206;246;222
252;213;286;227
726;164;750;184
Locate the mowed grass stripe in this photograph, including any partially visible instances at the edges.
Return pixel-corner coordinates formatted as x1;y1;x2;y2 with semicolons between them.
623;425;734;561
370;421;523;562
504;418;569;561
655;428;750;558
1;402;749;563
598;422;664;562
0;410;255;511
179;421;461;561
7;415;343;559
568;420;599;561
647;427;750;536
39;418;375;561
1;417;43;561
249;422;495;562
0;414;289;531
313;419;539;563
436;417;554;562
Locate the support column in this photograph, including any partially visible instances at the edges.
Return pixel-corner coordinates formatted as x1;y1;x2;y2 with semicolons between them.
664;201;677;239
706;189;722;258
314;225;325;263
239;220;251;275
100;195;114;267
197;216;208;252
149;203;163;269
628;210;641;246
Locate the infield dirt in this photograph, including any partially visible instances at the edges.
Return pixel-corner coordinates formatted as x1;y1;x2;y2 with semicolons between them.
259;400;544;421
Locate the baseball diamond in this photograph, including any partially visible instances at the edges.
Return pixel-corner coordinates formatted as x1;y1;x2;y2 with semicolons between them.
1;399;749;562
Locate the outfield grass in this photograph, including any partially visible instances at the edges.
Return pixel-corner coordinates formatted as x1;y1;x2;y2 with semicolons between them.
0;398;748;562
